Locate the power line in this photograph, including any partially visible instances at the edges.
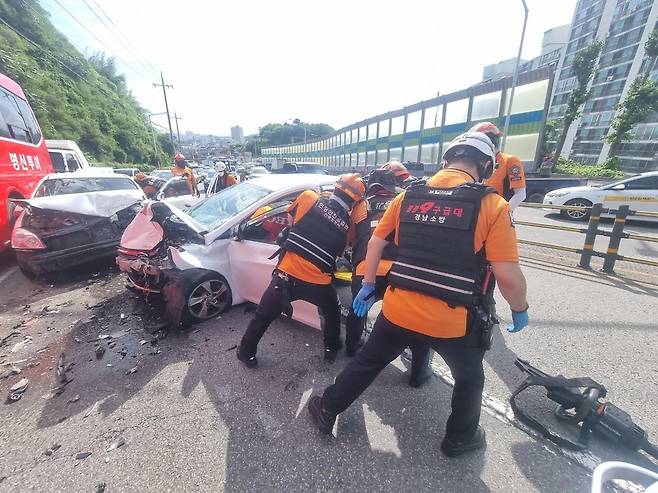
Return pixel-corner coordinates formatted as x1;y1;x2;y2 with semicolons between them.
52;0;152;82
81;0;157;78
0;15;115;99
89;0;159;75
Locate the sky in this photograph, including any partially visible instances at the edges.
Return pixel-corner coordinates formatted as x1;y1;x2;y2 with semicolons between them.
38;0;578;136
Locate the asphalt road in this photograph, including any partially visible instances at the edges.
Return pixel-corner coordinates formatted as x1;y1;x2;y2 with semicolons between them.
0;217;657;492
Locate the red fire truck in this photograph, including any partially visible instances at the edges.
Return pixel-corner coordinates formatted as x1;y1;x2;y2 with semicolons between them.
0;72;53;252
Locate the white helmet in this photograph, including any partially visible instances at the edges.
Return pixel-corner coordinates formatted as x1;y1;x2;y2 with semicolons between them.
217;162;227;172
442;132;496;179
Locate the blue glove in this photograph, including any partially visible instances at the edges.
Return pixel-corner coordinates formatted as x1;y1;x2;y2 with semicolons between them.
352;282;376;317
507;307;529;333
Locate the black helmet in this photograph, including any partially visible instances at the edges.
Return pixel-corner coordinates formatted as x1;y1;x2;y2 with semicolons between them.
366;169;397;194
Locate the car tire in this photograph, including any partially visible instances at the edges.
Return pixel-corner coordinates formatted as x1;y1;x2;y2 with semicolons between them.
182;271;232;324
561;198;592;221
17;259;37;280
527;192;545;203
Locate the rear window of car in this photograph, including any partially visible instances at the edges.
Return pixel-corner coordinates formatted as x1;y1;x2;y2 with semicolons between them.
34;177;139;197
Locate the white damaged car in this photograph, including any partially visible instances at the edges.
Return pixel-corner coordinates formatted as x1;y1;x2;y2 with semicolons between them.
117;174;340;327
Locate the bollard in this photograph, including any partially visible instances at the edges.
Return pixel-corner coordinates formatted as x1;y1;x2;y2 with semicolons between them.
602;205;630;274
578;203;603;269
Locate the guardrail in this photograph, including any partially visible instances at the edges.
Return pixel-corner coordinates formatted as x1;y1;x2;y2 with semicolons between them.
516;202;658;273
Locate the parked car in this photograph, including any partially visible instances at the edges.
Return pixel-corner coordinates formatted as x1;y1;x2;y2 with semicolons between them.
114;168;141;178
150;169;172;180
248;166;270;179
11;172;146;277
523;177;587;203
116;174;336;326
543;171;658;221
46;140;90;173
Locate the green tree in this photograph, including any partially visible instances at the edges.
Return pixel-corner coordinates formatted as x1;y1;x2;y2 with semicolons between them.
540;119;558;157
0;0;164;166
554;41;603;159
605;29;658;158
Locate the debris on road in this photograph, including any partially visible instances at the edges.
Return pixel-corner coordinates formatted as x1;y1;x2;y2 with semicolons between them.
226;345;237;352
96;481;107;493
75;452;92;460
0;367;22;379
84;401;100;418
126;366;138;375
56;352;70;384
95;345;106;359
44;443;61;456
10;336;33;353
105;437;125;452
8;378;29;402
67;394;80;404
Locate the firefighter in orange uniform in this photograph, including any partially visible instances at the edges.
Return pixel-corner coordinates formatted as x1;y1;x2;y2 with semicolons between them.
308;133;529;458
237;174;366;366
470;122;526;210
346;167;432;387
171;153;199;197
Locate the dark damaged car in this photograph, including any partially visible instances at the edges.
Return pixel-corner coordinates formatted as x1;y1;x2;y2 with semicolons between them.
11;172;146;278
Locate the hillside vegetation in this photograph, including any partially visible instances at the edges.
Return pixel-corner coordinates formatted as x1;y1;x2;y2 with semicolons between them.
0;0;164;165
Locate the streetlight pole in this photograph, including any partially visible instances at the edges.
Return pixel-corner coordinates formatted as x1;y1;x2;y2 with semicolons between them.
501;0;529;152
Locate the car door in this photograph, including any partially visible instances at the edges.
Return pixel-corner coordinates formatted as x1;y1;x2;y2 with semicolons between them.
227;191;322;330
603;175;658;213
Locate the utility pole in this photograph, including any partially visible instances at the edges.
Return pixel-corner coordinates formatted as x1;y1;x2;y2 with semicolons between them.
174;112;182;149
153;72;176;153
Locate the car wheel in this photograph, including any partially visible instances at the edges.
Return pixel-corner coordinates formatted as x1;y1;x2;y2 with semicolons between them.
182;271;232;323
561;198;592;221
17;259;37;280
527;192;545;203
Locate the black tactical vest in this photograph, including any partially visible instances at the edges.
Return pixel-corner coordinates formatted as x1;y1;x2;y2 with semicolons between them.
388;182;494;307
352;194;397;268
281;196;350;273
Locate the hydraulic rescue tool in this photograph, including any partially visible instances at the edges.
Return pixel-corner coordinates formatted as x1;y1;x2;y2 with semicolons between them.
511;358;658;460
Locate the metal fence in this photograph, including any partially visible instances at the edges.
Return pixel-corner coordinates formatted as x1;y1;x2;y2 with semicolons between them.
261;66;555;174
516;202;658;273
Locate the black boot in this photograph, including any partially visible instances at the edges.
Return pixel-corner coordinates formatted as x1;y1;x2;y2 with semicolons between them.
308;396;336;434
440;426;486;457
409;365;433;388
236;345;258;368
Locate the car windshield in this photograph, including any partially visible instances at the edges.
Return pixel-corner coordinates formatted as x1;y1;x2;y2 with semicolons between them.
252;167;267;174
34;177;138;197
187;182;270;230
151;170;171;179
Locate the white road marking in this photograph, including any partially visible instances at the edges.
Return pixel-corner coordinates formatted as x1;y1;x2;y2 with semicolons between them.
0;265;18;284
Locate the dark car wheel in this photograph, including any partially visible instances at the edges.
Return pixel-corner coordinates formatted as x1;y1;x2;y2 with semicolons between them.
17;259;37;280
561;198;592;221
182;271;232;323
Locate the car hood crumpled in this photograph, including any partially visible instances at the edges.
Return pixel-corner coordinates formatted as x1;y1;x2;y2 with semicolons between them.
120;203;165;251
21;190;145;217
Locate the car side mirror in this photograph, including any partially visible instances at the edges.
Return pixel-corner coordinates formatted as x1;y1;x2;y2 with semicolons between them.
611;183;626;190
